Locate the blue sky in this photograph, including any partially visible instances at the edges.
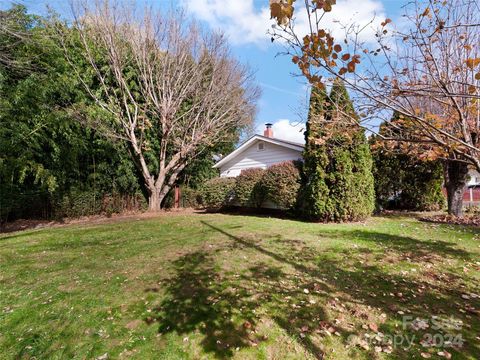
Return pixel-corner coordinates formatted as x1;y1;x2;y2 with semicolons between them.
2;0;405;143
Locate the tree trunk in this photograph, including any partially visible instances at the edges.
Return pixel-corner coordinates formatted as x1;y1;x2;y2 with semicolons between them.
444;160;469;217
145;163;185;212
147;185;172;211
148;189;162;212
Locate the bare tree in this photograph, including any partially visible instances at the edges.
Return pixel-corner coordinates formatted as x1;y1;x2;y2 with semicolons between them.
269;0;480;216
59;1;258;211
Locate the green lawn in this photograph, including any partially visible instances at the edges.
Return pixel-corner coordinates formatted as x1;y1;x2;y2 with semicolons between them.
0;213;479;359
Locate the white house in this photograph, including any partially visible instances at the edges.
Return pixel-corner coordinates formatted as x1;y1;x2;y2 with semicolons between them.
213;124;304;177
467;169;480;187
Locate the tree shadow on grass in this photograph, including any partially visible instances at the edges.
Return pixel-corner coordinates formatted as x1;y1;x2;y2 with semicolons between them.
147;249;332;359
146;250;267;358
201;221;480;359
316;229;472;262
146;221;480;359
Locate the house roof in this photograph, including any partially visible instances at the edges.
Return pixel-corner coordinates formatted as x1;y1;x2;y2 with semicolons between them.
213;134;304;169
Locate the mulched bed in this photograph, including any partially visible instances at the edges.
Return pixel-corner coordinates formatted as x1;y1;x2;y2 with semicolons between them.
419;213;480;227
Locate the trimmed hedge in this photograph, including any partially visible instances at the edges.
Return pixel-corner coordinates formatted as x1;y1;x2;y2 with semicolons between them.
234;168;266;207
371;146;445;211
259;161;301;209
199;162;301;210
200;177;235;209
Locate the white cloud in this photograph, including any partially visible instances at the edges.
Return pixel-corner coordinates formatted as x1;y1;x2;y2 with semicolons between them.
258;119;305;144
182;0;386;46
181;0;271;45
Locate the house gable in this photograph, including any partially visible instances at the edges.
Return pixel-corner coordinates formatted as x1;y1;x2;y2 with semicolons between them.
214;135;303;177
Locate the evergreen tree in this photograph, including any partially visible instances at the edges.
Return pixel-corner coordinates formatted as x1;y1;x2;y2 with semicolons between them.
296;85;330;219
324;80;374;221
297;80;375;221
371;112;445;211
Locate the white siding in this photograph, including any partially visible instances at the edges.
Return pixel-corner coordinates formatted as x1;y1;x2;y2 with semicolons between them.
467;169;480;186
219;140;302;177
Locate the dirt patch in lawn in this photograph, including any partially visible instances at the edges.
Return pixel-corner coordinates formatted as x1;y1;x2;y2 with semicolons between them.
0;208;204;234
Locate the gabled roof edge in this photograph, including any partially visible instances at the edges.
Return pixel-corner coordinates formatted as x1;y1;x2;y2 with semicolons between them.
212;134;304;169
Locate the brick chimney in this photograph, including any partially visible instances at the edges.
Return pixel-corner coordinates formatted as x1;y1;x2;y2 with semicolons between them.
264;123;273;138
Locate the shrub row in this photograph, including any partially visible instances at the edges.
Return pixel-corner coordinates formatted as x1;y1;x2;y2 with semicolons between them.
233;168;266;207
55;190;147;218
199;161;301;210
199;177;236;209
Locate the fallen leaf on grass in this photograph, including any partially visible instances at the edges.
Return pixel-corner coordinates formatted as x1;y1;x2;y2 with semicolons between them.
465;306;480;316
358;339;369;350
326;326;336;334
411;318;429;330
383;346;392;354
437;350;452;359
243;321;252;329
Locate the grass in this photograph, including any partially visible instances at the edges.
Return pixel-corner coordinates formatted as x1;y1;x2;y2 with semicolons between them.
0;212;479;359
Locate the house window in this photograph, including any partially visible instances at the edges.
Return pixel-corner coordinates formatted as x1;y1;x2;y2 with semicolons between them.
258;142;265;151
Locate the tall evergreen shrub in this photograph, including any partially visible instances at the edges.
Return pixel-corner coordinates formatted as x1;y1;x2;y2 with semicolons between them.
296;85;330;219
297;80;375;221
